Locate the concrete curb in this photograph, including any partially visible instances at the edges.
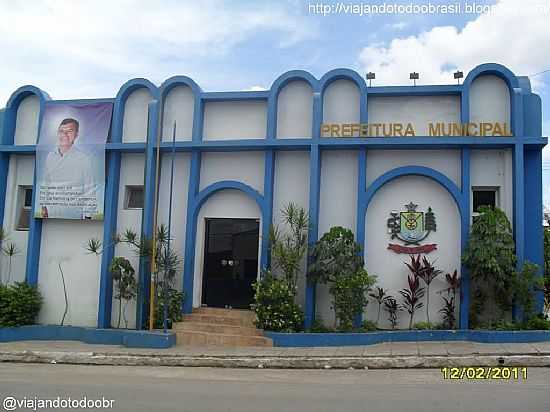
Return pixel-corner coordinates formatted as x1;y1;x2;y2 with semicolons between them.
2;350;550;369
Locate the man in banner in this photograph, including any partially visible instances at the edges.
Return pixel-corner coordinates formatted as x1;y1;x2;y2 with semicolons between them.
40;118;96;219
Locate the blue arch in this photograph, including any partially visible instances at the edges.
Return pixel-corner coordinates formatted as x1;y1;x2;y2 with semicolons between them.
268;70;318;140
463;63;519;91
182;180;267;313
362;166;464;214
319;68;368;124
195;180;265;213
6;85;50;110
111;78;159;144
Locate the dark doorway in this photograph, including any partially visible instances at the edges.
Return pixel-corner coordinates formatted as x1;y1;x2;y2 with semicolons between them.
202;218;260;309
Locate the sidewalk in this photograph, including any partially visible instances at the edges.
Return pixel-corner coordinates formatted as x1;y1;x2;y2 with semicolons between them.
2;340;550;369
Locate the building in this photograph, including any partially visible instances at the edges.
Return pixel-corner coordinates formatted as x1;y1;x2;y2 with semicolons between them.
0;63;545;330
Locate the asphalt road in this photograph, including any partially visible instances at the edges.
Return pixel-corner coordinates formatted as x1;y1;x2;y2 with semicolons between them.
0;363;549;412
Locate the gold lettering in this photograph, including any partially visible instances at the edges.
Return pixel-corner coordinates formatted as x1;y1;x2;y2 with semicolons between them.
342;124;351;137
360;124;368;137
428;123;441;136
330;124;340;137
373;123;381;136
451;123;463;136
404;123;415;136
321;124;330;137
467;123;478;136
382;123;393;137
493;122;503;136
482;122;493;136
351;123;360;137
394;123;404;137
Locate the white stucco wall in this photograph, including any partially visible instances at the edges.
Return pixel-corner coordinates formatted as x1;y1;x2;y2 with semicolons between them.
14;95;40;145
122;88;152;143
38;220;103;327
368;95;461;136
199;151;264;194
192;190;261;307
112;153;145;328
276;81;313;138
470;149;513;220
272;151;310;307
1;155;34;284
157;152;190;291
366;150;461;187
162;85;194;141
203;101;267;140
365;176;461;329
316;150;359;325
469;75;511;126
323;80;360;123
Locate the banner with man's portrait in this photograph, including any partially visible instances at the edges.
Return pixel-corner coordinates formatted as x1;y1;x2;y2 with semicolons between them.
34;102;113;220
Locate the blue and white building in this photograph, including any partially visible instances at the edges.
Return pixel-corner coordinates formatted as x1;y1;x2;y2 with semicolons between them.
0;63;545;330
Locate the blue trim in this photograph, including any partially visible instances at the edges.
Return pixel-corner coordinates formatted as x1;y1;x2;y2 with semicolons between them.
265;329;550;347
0;325;175;348
524;147;544;313
459;148;471;329
97;151;121;328
305;144;321;328
136;100;160;329
261;150;275;270
182;151;201;314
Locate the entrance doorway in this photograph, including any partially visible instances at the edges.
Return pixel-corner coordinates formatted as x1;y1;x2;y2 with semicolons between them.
201;218;260;309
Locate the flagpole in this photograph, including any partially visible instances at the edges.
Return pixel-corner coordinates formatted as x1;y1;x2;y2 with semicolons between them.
164;121;176;332
148;107;163;331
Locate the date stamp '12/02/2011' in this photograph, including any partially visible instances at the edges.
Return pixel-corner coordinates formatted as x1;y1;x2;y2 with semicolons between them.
441;367;528;380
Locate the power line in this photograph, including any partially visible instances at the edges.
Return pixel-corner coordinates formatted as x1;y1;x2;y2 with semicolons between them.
529;68;550;77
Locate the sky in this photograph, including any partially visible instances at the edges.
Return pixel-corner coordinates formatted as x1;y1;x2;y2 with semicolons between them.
1;0;550;202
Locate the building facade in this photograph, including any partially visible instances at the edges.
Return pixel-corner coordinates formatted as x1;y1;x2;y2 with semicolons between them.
0;63;545;330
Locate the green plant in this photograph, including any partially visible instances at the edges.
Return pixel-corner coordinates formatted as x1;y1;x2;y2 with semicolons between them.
329;268;376;331
399;274;425;329
383;297;401;329
154;288;184;329
0;282;42;327
251;271;304;332
512;261;541;321
309;226;375;330
462;206;516;325
412;321;434;330
269;203;309;291
525;314;550;330
86;224;184;329
362;319;378;331
369;287;390;325
109;257;138;328
309;318;334;333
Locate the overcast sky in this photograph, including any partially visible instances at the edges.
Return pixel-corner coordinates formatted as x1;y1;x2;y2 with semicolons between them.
1;0;549;202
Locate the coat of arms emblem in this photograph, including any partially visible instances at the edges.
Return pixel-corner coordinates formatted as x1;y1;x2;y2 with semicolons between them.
386;202;437;254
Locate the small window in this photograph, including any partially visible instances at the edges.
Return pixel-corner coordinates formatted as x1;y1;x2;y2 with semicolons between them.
125;186;144;209
472;187;498;224
16;186;33;231
473;188;497;212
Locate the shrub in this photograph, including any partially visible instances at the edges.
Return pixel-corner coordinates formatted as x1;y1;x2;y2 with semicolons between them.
309;318;334;333
0;282;42;327
251;271;304;332
525;314;550;330
399;274;425;330
154;288;184;329
362;319;378;331
412;321;435;330
309;226;376;331
462;206;516;326
329;268;376;331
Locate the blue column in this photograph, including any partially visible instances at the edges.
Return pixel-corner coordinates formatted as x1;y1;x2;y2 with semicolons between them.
97;151;121;328
260;150;275;271
523;147;544;314
512;143;525;321
0;109;10;232
304;144;321;329
354;148;367;328
182;150;201;313
459;148;471;329
135;101;160;329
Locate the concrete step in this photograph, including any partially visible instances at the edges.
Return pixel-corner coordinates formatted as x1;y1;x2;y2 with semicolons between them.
182;314;256;327
176;330;273;347
173;321;264;337
192;307;257;322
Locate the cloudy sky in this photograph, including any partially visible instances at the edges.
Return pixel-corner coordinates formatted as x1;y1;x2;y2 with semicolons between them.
1;0;549;201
